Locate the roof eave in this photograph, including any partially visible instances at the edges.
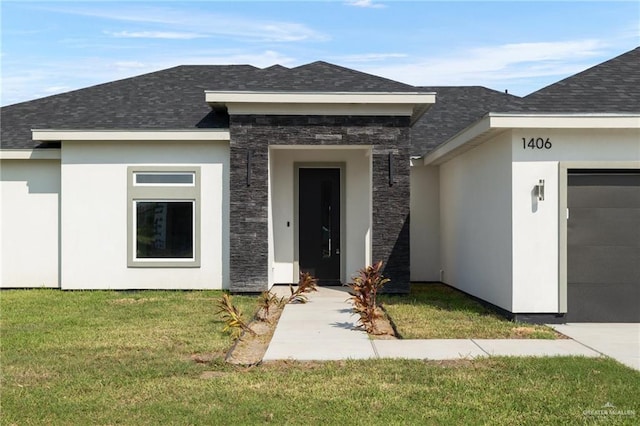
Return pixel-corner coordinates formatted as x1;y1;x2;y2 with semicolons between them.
0;149;61;160
422;113;640;166
204;91;436;124
31;129;231;142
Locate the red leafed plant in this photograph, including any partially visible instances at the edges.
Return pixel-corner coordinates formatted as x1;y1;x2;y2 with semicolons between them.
288;271;318;304
257;291;286;322
347;261;390;334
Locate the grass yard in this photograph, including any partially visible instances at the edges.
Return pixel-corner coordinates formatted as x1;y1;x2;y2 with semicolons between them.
379;283;559;339
2;289;639;425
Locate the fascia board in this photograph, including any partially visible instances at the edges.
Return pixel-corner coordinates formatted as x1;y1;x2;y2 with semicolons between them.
205;91;436;124
422;113;640;166
0;149;61;160
32;129;231;142
489;113;640;128
422;115;493;165
204;91;436;105
225;102;414;116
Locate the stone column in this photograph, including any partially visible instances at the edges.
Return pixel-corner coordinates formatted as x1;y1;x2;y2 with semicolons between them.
228;124;269;292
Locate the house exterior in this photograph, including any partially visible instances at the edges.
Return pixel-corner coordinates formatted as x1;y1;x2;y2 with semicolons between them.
410;48;640;322
2;48;638;323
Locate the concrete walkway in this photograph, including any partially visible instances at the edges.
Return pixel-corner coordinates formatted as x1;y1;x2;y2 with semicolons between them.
550;323;640;371
262;286;613;365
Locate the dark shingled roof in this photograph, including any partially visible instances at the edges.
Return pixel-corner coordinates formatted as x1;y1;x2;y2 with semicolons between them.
2;48;639;155
1;61;416;150
411;86;523;156
411;47;640;156
523;47;640;112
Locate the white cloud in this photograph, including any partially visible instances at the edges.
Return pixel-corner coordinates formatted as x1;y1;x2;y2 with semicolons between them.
42;86;72;94
113;61;147;70
359;39;609;94
0;38;628;105
0;50;298;105
149;49;298;69
105;31;208;40
335;53;408;62
345;0;386;9
42;5;328;43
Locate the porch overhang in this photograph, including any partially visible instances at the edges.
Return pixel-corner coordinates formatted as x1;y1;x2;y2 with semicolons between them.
204;91;436;125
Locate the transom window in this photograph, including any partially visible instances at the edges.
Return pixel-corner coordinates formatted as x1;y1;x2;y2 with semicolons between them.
134;172;195;186
128;167;201;268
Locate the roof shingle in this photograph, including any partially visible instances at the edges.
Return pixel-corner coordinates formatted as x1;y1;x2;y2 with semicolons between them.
411;86;523;156
523;47;640;112
2;48;639;154
1;62;416;149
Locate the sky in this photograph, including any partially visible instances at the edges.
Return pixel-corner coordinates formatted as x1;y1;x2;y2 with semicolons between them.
1;1;638;106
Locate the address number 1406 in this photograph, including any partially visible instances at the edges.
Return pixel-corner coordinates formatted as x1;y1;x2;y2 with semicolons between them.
523;137;552;149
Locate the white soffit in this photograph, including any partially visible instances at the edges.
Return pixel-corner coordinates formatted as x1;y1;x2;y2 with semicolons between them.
204;91;436;124
423;113;640;166
31;129;231;142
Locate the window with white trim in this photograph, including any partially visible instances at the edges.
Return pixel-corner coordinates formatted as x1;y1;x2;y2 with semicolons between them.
128;167;200;267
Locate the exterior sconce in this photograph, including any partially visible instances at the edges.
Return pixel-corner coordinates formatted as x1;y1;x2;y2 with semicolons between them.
534;179;545;201
388;152;394;186
246;149;252;187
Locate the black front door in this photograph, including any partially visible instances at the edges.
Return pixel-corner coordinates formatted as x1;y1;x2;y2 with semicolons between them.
299;168;341;284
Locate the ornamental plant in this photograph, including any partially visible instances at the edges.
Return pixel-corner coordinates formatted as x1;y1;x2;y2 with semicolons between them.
257;291;286;322
215;293;255;339
347;260;390;334
288;271;318;303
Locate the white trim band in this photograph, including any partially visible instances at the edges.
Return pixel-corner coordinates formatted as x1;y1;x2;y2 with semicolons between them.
0;149;61;160
423;113;640;165
205;91;436;124
31;129;231;142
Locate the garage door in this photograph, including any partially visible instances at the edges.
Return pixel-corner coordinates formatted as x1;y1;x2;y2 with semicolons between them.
567;171;640;322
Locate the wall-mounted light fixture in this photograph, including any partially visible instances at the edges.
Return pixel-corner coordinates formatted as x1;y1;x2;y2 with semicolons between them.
246;149;252;187
388;152;394;186
534;179;545;201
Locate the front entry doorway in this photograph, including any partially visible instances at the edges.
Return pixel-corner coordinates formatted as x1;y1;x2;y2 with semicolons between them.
299;168;341;285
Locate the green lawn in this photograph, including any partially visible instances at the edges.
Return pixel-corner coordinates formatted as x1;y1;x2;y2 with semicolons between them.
380;283;559;339
2;289;639;425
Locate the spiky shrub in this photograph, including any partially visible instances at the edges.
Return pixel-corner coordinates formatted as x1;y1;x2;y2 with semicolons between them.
257;291;286;321
347;260;390;334
215;293;255;339
288;271;318;303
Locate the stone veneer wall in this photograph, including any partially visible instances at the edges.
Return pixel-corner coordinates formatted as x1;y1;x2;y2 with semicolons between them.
229;115;411;293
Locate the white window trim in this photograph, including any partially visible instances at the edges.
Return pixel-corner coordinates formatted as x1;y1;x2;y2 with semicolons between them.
127;166;201;268
131;200;197;263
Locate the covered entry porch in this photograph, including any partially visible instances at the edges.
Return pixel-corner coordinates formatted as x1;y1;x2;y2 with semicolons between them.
269;146;372;286
218;91;435;293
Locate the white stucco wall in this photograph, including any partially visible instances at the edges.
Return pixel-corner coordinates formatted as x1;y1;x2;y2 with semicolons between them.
512;129;640;163
1;159;60;288
439;133;513;311
511;128;640;313
409;164;440;281
60;140;229;289
511;161;559;312
269;147;371;285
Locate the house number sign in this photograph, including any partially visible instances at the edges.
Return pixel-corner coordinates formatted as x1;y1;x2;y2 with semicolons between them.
522;137;552;150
